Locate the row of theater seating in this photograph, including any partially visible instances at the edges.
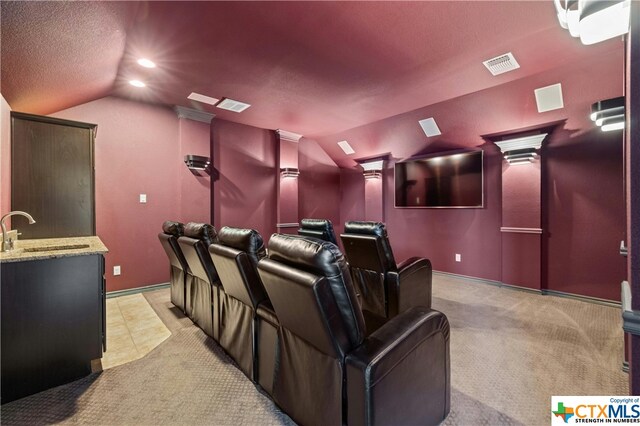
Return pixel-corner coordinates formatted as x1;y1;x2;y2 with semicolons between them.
158;219;450;426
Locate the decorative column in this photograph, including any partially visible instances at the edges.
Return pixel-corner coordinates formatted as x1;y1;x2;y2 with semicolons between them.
276;129;302;235
360;159;385;222
494;133;547;290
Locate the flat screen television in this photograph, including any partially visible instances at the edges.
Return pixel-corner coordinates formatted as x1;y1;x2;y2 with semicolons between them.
394;150;483;208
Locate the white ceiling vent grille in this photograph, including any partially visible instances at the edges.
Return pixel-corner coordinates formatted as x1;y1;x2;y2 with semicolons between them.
483;52;520;76
216;98;251;113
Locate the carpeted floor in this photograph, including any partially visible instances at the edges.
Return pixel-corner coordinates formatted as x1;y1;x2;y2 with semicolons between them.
1;275;628;425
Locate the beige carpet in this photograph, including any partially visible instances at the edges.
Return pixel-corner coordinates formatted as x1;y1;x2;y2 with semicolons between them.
1;276;628;425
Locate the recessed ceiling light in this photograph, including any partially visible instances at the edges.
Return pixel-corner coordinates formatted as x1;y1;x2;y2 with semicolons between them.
337;140;355;155
129;80;146;88
418;118;441;137
534;83;564;113
216;98;251;113
137;58;156;68
187;92;220;106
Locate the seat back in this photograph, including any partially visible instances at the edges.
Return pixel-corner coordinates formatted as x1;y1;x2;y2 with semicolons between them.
340;221;397;319
209;226;268;309
178;222;219;285
297;218;338;245
257;234;365;426
158;220;189;272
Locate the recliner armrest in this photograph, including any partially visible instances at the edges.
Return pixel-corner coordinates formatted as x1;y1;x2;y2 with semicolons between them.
387;257;432;316
346;307;450;426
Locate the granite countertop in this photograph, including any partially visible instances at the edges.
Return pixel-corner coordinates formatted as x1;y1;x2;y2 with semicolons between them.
0;236;108;263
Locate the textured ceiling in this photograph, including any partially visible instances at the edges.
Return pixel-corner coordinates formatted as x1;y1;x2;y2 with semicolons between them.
1;1;621;140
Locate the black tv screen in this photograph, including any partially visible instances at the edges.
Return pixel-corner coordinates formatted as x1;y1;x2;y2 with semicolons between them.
395;150;483;208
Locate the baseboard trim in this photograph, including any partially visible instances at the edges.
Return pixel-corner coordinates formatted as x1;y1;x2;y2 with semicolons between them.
541;289;620;308
433;270;620;307
106;282;170;299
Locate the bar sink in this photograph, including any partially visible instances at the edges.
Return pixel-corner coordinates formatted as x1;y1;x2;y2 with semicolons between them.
23;244;90;252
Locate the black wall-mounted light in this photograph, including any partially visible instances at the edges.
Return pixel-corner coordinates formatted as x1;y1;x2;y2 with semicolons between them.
184;155;211;174
280;167;300;178
591;96;625;132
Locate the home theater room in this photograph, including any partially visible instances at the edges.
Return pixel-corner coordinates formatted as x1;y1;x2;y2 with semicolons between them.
0;0;639;425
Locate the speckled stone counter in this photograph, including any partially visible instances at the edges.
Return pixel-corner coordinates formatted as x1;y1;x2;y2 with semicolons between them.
0;236;108;263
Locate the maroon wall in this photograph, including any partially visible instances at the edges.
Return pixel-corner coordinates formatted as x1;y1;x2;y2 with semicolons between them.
298;138;341;232
327;49;625;300
211;118;277;240
179;118;211;224
51;96;182;292
544;128;626;300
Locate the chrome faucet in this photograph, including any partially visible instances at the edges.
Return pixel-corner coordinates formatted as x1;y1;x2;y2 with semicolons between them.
1;211;36;252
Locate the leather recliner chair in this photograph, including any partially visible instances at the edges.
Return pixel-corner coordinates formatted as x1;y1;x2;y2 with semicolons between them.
177;223;221;340
297;218;338;244
208;227;279;395
340;221;433;333
257;234;450;426
158;221;192;314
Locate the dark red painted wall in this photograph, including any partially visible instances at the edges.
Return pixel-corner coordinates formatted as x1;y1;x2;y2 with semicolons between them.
51;96;182;292
544;128;626;300
328;49;625;301
179;118;211;224
211;118;277;241
298;138;341;233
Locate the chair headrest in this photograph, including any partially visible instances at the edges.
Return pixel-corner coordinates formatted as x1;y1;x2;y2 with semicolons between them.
267;233;346;279
344;221;387;238
342;220;396;270
184;222;217;247
217;226;266;265
299;218;337;244
300;218;333;232
162;220;184;237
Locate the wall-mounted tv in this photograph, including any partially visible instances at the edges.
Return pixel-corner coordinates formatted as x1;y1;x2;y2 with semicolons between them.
395;150;483;208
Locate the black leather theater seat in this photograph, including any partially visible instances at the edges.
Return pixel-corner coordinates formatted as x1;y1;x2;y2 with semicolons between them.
257;234;450;426
209;227;279;394
158;221;192;314
341;221;433;333
297;218;338;244
178;223;221;340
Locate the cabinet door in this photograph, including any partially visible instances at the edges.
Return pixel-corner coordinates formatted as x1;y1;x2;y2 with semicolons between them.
11;112;96;238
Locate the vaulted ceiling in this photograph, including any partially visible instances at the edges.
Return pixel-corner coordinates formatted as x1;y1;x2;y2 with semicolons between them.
1;1;621;141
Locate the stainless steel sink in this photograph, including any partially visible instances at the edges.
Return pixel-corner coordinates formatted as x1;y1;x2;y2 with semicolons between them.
23;244;90;253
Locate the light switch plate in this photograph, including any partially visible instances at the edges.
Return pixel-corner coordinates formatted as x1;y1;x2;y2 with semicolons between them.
113;265;121;276
139;194;147;204
455;254;462;262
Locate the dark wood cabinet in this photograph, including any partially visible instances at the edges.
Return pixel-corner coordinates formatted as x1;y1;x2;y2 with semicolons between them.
11;112;97;239
1;254;105;403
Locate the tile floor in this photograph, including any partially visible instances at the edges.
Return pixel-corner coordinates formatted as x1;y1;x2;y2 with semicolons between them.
102;293;171;369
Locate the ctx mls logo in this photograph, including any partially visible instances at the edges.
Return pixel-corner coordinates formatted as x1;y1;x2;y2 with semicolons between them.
552;402;575;423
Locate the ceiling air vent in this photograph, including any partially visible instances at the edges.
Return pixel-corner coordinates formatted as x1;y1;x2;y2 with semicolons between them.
216;98;251;113
483;52;520;76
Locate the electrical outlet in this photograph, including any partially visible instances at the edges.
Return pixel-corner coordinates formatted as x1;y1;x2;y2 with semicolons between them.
455;254;462;262
139;194;147;204
113;265;121;276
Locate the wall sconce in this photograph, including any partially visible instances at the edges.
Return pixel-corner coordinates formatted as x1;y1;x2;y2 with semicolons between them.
280;167;300;178
555;0;631;45
184;155;211;174
494;133;547;166
591;96;625;132
360;159;384;179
